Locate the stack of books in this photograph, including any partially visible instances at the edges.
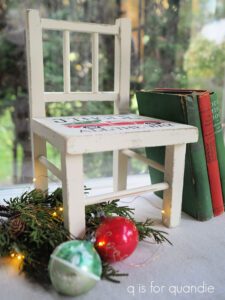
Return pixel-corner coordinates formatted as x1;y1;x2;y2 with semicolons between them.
136;89;225;220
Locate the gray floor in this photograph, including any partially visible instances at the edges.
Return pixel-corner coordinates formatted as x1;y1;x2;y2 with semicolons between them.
0;175;225;300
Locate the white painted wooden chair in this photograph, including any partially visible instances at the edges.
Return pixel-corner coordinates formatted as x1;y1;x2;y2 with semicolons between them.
25;9;198;238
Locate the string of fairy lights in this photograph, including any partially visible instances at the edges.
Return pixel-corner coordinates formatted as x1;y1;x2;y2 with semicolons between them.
6;175;166;267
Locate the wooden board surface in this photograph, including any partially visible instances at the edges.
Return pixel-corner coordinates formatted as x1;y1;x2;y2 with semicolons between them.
33;114;197;136
32;114;198;154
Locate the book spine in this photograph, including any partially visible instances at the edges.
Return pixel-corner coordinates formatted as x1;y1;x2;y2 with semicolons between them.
210;92;225;206
198;92;224;216
185;95;213;220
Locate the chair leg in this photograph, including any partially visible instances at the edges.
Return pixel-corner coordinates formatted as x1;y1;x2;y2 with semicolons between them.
61;153;85;238
113;150;128;192
162;144;186;227
32;133;48;191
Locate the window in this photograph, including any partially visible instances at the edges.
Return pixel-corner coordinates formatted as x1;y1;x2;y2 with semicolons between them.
0;0;225;186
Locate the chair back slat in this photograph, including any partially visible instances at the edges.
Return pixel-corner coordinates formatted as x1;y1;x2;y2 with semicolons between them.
92;32;99;93
26;9;131;118
115;18;131;113
63;30;71;93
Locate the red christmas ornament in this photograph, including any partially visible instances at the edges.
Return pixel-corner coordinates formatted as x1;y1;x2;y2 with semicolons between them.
95;216;139;262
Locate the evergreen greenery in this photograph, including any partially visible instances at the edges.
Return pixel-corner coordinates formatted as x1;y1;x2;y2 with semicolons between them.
0;188;171;285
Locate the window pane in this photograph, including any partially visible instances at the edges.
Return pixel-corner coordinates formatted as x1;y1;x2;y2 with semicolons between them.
70;32;92;92
43;30;63;92
1;0;225;186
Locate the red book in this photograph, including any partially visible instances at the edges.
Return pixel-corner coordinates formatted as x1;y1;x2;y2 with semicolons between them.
198;92;224;216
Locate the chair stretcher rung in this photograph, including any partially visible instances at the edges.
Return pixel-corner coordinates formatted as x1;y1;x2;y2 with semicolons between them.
85;182;169;205
122;149;165;173
39;155;62;180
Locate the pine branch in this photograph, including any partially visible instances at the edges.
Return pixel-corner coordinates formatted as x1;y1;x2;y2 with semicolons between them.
0;205;13;218
135;218;172;245
0;188;171;287
0;211;12;218
102;262;128;283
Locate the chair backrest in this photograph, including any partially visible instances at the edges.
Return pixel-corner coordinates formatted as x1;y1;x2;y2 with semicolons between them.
25;9;131;119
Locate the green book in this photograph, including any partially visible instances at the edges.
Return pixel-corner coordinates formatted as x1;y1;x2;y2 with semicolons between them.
136;90;213;221
210;92;225;205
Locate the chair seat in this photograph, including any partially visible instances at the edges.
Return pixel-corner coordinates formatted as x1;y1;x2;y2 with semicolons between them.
32;114;198;154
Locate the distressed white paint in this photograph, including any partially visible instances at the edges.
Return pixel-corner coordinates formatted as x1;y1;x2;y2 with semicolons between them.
92;32;99;93
112;19;131;193
113;20;120;114
61;154;85;238
113;150;128;192
39;155;62;180
26;10;45;118
26;10;47;191
116;18;131;114
32;117;198;154
41;18;119;35
32;134;48;191
163;144;187;227
87;182;169;205
63;30;71;93
43;91;118;102
26;9;198;237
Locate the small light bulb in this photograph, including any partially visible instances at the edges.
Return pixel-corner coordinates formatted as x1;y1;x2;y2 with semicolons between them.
52;212;57;217
17;255;22;260
33;178;36;183
59;207;63;212
10;253;15;258
161;210;165;214
98;241;106;247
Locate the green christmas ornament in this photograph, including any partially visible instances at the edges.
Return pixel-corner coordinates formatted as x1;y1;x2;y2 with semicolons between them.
48;240;102;296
